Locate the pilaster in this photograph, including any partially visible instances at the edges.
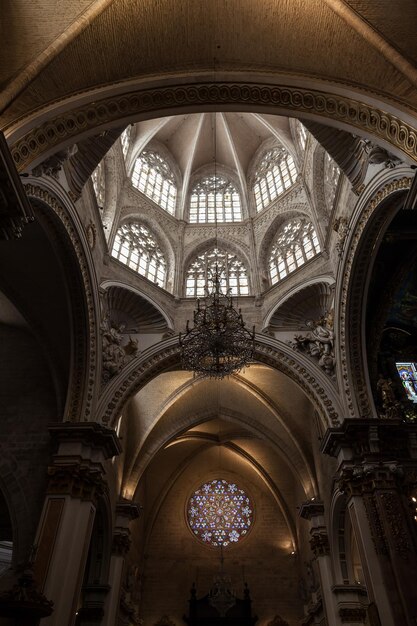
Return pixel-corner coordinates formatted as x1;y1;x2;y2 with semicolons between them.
102;500;140;626
299;500;339;626
32;422;121;626
322;419;417;626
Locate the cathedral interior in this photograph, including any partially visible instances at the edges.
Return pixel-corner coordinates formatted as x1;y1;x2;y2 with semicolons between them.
1;2;417;626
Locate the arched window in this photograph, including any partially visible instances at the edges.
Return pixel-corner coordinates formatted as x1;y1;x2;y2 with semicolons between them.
189;175;242;223
121;126;133;158
253;147;297;212
269;218;320;284
91;161;105;207
131;150;177;214
186;248;249;297
111;222;167;286
324;152;341;209
297;121;308;151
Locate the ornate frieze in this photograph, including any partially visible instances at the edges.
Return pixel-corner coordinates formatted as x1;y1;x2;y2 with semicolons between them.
10;83;417;176
0;131;34;240
380;492;411;560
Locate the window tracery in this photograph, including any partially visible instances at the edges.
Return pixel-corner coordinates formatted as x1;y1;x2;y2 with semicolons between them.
91;161;105;208
131;150;177;214
111;222;167;286
269;218;320;284
185;248;249;297
297;121;308;151
121;126;133;158
189;175;242;223
187;479;253;547
253;147;297;212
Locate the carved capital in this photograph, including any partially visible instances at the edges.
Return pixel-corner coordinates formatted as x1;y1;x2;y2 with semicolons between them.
309;530;330;557
47;463;106;503
338;463;402;497
112;530;132;557
116;499;141;522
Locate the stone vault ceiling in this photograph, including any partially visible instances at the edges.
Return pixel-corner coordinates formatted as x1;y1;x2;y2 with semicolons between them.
127;112;296;206
2;0;417;131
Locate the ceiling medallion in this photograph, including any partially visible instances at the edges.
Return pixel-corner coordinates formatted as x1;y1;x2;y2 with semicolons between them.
179;266;255;378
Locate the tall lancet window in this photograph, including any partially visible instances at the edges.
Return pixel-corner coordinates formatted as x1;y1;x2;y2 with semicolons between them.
185;248;249;297
131;150;177;214
112;222;167;287
269;218;320;284
189;175;242;223
254;147;297;211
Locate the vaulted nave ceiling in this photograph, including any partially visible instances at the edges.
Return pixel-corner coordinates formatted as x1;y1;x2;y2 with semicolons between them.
120;365;319;502
2;0;417;131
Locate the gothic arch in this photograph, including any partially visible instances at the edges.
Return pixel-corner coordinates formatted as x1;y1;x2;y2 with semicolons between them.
258;209;318;282
335;166;413;417
96;334;343;429
24;177;101;422
182;236;254;297
263;275;335;330
110;213;176;293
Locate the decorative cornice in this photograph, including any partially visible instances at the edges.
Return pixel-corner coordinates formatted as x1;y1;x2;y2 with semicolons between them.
9;82;417;173
24;182;98;421
49;422;122;459
299;500;324;520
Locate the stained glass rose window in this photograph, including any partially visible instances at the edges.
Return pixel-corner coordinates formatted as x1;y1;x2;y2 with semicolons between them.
187;479;253;547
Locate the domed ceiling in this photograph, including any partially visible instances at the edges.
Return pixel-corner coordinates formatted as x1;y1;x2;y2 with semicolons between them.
124;112;301;216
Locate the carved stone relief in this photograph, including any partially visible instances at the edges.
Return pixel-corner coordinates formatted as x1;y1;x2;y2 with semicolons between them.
289;311;335;378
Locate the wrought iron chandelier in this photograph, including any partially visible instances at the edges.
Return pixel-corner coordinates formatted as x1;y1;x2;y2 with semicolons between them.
179;112;255;378
179;266;255;378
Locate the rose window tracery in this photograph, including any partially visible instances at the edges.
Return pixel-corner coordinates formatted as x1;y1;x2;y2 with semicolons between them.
187;479;253;547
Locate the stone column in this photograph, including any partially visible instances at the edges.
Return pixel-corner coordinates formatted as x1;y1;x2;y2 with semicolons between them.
32;422;121;626
102;500;140;626
322;419;417;626
300;500;342;626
